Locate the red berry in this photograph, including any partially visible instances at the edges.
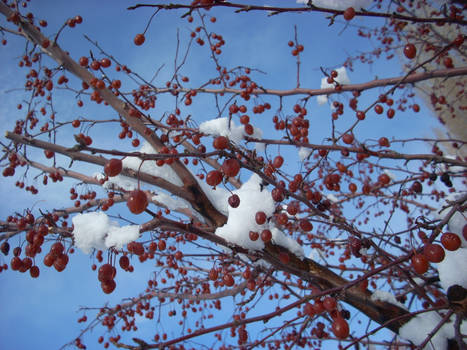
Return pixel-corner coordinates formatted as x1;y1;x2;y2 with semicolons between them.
209;268;218;281
50;242;64;257
90;60;100;70
98;263;114;283
303;303;314;316
158;240;166;251
54;254;69;272
223;273;234;287
374;104;383;114
79;57;88;67
255;211;267;225
228;194;240;208
221;158;240;177
343;7;355;21
101;279;116;294
213;136;229;150
378;137;390;147
249;231;259;241
323;297;337;311
412;254;429;274
43;253;55;267
273;155;284;168
44;150;54;159
244;124;254;135
411;181;422;193
342;133;354;145
299;219;313;232
271;187;284;202
126;190;148;214
29;265;40;278
378;173;391;185
10;256;22;271
119;255;130;270
104;158;123;177
403;43;417;59
206;170;223;186
423;243;445;263
332;318;349;339
313;301;325;314
134;34;145;46
443;57;453;69
100;58;111;68
441;233;461;251
260;229;272;243
128;242;145;255
286;203;298;216
1;242;9;256
239;114;249;124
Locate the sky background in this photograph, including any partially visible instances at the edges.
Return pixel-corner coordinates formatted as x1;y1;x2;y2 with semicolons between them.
0;1;450;349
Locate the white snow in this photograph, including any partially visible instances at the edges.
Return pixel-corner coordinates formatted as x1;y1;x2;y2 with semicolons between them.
72;211;140;253
296;0;372;10
152;192;191;212
326;194;338;203
399;311;459;350
370;290;407;310
95;141;184;190
271;226;304;258
199;117;262;146
436;248;467;291
215;174;275;250
105;224;140;250
123;142;183;186
214;174;304;258
298;147;312;161
199;117;245;144
95;172;138;191
152;192;205;221
317;66;351;105
317;95;328;105
72;212;109;253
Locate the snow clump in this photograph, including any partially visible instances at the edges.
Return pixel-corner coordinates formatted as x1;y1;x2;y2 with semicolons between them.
72;211;140;253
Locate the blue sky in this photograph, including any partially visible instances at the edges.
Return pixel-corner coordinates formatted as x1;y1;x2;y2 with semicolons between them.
0;1;448;349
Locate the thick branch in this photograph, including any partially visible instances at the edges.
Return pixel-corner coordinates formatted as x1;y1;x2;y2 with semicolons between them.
128;3;467;26
246;137;467;168
133;66;467;98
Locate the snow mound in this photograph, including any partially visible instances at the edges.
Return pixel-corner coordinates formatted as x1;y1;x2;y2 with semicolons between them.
72;211;140;253
199;117;262;146
215;174;304;258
